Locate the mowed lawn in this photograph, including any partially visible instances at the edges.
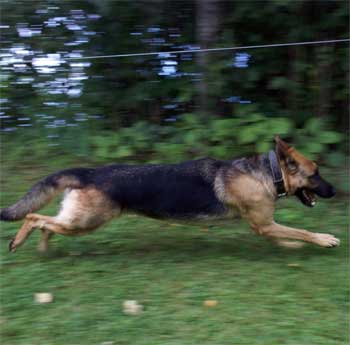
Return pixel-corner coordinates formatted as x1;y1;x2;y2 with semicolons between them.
0;167;349;345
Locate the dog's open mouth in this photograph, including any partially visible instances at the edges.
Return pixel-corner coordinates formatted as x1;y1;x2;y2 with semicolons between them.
295;188;316;207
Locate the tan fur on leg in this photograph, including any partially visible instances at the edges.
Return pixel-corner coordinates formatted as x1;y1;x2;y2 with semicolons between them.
242;201;339;248
275;239;305;249
10;214;74;252
10;189;121;253
9;218;36;252
37;230;54;253
257;222;340;248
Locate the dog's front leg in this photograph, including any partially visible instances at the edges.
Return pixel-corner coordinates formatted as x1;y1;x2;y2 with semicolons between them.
241;202;340;248
253;222;340;248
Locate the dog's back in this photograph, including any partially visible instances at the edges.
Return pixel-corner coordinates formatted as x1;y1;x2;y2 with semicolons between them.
94;158;230;219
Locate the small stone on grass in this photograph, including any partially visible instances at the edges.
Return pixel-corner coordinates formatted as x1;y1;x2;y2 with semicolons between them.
123;300;143;315
35;293;53;304
203;299;218;307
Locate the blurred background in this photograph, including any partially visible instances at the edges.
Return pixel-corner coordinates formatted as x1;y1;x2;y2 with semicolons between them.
0;1;349;345
1;0;349;164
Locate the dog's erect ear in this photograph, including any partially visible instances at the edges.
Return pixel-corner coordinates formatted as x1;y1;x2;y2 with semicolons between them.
274;135;290;150
274;135;298;172
274;135;292;158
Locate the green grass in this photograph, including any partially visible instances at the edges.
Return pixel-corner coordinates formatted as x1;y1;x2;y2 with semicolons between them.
0;166;349;345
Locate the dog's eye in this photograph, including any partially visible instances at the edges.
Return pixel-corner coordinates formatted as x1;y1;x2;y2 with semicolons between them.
287;158;298;173
289;163;297;171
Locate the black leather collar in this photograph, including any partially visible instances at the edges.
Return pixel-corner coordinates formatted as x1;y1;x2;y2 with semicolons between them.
268;150;287;198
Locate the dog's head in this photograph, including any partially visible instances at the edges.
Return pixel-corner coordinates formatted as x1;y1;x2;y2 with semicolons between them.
275;136;336;207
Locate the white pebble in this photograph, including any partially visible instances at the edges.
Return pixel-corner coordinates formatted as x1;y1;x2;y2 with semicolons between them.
35;293;53;304
123;300;143;315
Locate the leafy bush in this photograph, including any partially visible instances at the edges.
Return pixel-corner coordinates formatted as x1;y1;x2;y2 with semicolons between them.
87;113;344;165
3;112;345;169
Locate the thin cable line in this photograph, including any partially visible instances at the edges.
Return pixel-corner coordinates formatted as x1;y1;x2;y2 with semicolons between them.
66;38;350;60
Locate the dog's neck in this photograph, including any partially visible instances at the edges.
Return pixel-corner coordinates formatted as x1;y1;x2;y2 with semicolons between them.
266;150;287;198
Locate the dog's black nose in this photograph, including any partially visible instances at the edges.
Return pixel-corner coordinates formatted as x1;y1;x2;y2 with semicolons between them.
330;186;336;196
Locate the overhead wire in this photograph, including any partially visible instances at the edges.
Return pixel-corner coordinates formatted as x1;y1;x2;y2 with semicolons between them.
66;38;350;60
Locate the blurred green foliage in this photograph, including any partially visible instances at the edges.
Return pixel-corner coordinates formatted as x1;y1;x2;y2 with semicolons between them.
4;112;345;169
0;0;348;170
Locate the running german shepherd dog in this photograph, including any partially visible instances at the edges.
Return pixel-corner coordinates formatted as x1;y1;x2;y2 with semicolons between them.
1;136;339;253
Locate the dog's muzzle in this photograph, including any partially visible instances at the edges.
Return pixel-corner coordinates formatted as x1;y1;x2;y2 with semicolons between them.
309;174;336;198
295;173;336;207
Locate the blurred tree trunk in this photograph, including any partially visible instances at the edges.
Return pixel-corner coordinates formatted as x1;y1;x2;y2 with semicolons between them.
287;2;304;117
312;38;333;119
287;46;304;116
195;0;220;117
311;1;333;119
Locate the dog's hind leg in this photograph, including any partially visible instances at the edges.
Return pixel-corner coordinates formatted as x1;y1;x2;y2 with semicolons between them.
9;213;77;252
9;212;117;252
9;216;37;252
9;188;120;252
37;230;54;253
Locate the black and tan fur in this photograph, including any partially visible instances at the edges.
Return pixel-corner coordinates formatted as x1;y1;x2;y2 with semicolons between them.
1;136;339;253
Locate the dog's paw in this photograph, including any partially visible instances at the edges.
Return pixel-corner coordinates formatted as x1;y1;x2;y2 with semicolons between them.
314;233;340;248
9;239;16;253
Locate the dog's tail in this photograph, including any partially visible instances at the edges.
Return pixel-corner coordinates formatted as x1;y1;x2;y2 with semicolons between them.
0;168;93;221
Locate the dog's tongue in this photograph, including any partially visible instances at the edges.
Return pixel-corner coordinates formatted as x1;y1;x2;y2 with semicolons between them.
302;189;316;206
296;188;316;207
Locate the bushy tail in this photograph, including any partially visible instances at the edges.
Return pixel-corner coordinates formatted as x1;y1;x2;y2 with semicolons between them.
0;168;91;221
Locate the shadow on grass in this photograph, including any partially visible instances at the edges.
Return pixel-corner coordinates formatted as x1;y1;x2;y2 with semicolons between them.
35;230;341;265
